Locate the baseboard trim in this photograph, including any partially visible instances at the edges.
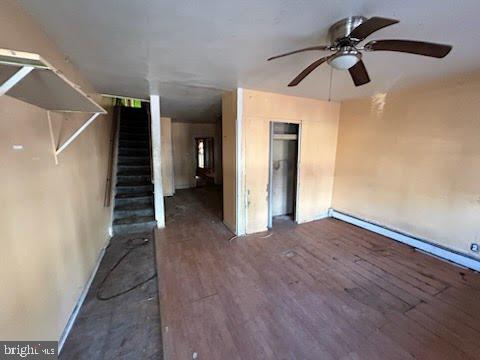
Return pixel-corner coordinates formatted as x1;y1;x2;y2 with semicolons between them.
298;211;330;224
58;236;111;353
329;209;480;272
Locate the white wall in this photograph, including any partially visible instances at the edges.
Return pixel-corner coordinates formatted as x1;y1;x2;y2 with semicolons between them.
161;117;174;196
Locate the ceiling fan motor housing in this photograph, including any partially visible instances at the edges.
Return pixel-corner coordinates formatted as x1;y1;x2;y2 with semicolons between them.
329;16;367;45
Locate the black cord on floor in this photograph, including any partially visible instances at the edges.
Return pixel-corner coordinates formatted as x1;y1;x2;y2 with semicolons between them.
96;237;157;301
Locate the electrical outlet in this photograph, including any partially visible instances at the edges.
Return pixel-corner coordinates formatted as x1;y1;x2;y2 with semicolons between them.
471;243;479;253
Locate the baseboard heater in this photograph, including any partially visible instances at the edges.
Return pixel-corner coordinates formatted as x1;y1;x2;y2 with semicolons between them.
328;209;480;272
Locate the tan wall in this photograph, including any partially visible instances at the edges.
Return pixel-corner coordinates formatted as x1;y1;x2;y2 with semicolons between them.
332;73;480;259
0;0;113;340
214;117;223;185
242;89;340;234
221;91;237;232
171;122;216;189
161;117;174;196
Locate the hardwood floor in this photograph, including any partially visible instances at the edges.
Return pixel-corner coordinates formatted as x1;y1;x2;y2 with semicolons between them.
155;187;480;360
61;232;162;359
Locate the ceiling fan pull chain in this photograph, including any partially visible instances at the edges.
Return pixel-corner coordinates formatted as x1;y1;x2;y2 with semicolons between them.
328;67;333;102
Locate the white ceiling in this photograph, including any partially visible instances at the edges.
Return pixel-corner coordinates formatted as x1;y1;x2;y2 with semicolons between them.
19;0;480;123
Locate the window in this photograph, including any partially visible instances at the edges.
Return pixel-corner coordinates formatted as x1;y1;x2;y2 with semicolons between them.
196;137;214;171
198;139;205;168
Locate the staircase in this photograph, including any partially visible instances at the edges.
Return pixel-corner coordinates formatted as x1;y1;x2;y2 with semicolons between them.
113;107;156;235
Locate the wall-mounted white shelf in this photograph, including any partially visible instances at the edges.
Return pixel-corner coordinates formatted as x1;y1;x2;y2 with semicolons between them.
0;48;107;163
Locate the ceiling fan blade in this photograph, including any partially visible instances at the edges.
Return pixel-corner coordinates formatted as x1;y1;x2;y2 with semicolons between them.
348;60;370;86
365;39;452;58
349;17;399;41
267;46;330;61
288;56;331;87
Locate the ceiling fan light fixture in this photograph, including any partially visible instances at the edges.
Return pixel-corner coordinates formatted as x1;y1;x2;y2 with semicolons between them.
328;50;361;70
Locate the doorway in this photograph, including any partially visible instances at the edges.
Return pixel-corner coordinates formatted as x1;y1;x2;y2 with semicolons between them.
268;122;300;228
195;137;215;187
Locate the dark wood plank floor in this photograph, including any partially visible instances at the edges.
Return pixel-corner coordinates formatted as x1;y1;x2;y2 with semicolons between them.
155;187;480;360
61;232;162;359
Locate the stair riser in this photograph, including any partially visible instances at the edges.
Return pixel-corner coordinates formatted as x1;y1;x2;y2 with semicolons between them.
117;163;150;169
118;154;149;160
121;118;148;124
120;133;150;141
117;170;151;177
119;128;149;134
114;207;154;219
118;148;149;156
121;122;148;126
117;158;150;165
119;140;149;148
113;221;156;235
117;175;151;183
117;165;150;173
113;213;154;225
116;181;151;187
121;123;148;127
117;164;150;170
117;153;149;160
115;196;152;207
116;185;153;195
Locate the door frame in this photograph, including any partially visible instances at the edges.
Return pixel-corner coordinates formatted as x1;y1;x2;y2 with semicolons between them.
267;119;302;229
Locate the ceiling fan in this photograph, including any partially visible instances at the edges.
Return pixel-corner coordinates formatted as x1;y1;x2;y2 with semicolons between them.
267;16;452;87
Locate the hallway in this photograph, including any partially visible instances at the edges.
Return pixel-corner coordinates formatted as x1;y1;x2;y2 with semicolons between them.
156;187;480;360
